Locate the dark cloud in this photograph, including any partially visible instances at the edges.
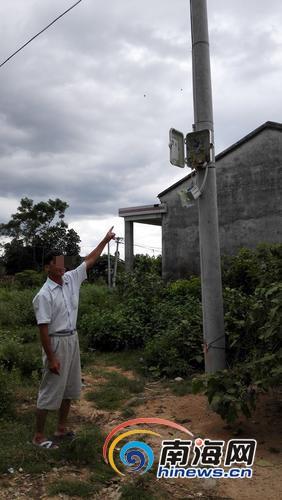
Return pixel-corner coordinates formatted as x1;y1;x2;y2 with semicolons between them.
0;0;281;236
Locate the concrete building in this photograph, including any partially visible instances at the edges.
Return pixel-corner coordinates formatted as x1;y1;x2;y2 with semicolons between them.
119;121;282;280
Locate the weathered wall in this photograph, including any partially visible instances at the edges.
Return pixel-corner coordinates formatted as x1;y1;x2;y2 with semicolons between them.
160;127;282;281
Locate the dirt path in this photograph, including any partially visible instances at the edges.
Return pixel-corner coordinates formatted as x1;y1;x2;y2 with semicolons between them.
0;364;281;500
132;382;282;500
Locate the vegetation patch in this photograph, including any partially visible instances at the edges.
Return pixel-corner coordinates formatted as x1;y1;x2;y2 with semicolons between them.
120;475;162;500
0;410;61;474
168;379;193;397
93;350;145;374
60;425;115;484
0;367;15;418
48;479;98;498
121;406;136;418
85;372;145;410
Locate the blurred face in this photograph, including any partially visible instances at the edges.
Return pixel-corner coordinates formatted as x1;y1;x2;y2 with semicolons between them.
46;255;66;281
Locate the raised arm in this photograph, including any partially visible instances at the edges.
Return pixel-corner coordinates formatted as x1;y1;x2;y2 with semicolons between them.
84;226;116;271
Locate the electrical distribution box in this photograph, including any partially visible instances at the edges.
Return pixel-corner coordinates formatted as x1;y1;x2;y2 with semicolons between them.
186;129;211;169
169;128;185;168
186;185;201;200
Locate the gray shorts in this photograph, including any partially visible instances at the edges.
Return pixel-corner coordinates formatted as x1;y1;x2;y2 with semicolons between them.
37;332;81;410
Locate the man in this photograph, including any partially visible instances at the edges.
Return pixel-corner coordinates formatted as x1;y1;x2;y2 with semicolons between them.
32;226;115;448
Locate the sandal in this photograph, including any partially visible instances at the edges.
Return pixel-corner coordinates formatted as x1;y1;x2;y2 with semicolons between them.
53;430;76;441
32;439;59;449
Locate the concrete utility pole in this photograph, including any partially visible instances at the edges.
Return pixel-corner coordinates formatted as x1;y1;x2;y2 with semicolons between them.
112;237;122;288
107;242;111;288
190;0;226;372
124;221;134;272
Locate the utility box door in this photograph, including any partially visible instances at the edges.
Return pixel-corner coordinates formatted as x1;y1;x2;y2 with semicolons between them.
186;129;211;169
169;128;185;168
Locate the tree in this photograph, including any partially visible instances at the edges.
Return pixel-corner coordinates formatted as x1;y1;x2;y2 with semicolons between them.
0;198;81;274
133;254;162;275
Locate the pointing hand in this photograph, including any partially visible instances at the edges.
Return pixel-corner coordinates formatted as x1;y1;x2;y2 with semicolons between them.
106;226;116;242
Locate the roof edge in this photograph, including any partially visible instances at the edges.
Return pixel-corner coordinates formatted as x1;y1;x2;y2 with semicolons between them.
215;121;282;162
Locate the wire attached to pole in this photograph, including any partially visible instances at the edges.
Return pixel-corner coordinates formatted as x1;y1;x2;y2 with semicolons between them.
198;162;210;193
0;0;83;69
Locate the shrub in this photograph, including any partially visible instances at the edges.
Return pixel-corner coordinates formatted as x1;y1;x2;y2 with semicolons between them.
0;288;37;327
223;282;282;365
166;277;201;302
133;254;162;275
14;270;45;289
78;283;117;322
192;349;282;424
193;279;282;423
143;297;203;377
222;244;282;293
223;287;255;364
0;332;41;377
0;365;15;417
80;306;129;351
80;272;166;351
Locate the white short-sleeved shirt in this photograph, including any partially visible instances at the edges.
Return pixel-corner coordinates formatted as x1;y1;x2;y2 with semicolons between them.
33;261;87;335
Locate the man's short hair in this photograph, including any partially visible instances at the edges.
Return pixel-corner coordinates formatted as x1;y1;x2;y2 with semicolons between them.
43;251;61;266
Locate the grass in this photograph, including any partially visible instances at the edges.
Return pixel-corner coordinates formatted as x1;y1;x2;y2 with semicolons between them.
92;350;145;374
165;379;193;397
121;407;136;418
119;476;161;500
0;411;61;474
58;425;116;485
48;479;98;498
85;371;145;410
0;406;115;482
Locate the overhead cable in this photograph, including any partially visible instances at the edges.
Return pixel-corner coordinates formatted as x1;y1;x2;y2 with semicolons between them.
0;0;82;69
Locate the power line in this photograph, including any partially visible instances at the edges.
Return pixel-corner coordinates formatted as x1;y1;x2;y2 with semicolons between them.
0;0;83;69
80;243;162;254
134;243;162;252
117;241;161;252
81;241;162;252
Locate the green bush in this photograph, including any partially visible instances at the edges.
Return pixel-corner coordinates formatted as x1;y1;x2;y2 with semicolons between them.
81;272;165;351
14;270;45;289
222;244;282;293
80;306;129;350
193;279;282;423
78;283;117;322
0;332;41;377
0;365;15;417
117;271;164;303
133;254;162;275
0;327;38;344
0;288;37;327
141;279;202;377
250;283;282;349
223;287;255;364
192;349;282;424
143;302;203;377
223;282;282;365
166;277;201;302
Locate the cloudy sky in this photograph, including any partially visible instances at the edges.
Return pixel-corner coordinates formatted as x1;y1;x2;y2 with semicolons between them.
0;0;281;258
